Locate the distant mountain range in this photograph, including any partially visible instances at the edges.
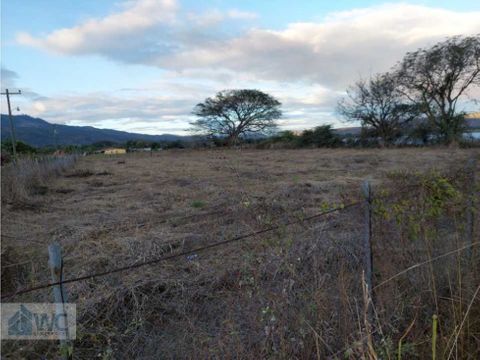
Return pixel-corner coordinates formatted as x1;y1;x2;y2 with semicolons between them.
3;113;478;148
1;114;187;147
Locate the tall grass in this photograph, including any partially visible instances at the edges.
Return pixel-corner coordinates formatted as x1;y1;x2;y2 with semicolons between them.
57;170;478;358
1;155;78;205
1;152;478;358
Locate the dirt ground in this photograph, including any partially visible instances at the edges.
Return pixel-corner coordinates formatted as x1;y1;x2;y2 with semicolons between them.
2;147;477;252
1;147;479;358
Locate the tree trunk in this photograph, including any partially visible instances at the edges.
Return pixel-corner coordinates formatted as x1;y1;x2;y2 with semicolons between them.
227;135;239;147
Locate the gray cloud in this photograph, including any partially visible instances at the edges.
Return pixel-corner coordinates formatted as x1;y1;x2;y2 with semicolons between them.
16;0;257;65
1;67;44;104
158;4;480;89
12;1;480;133
20;86;205;132
1;68;20;90
19;79;346;133
17;2;480;90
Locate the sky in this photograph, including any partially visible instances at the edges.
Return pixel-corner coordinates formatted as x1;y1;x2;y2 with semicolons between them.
1;0;480;135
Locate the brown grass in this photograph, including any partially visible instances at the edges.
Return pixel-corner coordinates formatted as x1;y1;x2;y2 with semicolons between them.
1;155;78;207
1;148;479;359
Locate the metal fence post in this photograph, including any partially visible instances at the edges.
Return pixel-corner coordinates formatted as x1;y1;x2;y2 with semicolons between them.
48;243;72;359
362;180;374;320
466;158;477;261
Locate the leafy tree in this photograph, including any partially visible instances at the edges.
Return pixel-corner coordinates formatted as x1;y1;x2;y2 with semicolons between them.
298;125;341;147
191;89;282;145
163;140;185;149
395;35;480;144
274;130;298;142
337;73;419;145
91;140;119;149
311;125;341;147
1;140;37;155
126;140;154;149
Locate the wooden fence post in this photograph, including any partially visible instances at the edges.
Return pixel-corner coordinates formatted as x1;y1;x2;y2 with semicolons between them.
48;243;72;359
466;158;477;261
362;180;374;319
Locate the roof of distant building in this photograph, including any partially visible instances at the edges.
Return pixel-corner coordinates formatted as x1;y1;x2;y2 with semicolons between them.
465;112;480;119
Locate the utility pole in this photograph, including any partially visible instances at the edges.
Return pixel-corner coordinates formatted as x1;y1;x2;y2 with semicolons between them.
1;89;22;162
54;124;58;150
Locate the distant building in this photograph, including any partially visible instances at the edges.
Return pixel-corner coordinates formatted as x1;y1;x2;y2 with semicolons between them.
103;148;126;155
465;112;480;119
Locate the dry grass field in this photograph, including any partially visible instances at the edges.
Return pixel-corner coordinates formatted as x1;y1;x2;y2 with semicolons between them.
1;148;480;359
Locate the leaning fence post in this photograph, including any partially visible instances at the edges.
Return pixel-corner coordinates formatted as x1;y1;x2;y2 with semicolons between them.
48;243;72;359
466;158;477;261
362;180;374;320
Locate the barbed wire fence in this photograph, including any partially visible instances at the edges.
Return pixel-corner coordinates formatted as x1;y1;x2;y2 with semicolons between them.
2;201;362;299
1;157;478;358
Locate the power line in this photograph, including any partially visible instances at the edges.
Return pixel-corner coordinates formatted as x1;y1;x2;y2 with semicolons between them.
1;201;360;299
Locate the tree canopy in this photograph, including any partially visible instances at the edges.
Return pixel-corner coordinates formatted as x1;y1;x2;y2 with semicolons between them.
337;73;419;145
395;35;480;144
191;89;282;144
337;35;480;145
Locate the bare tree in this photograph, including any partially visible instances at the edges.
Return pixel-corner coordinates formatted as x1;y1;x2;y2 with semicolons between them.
396;35;480;144
337;73;418;145
191;89;281;145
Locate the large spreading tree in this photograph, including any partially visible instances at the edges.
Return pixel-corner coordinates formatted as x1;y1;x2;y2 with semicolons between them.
337;73;419;145
395;35;480;144
191;89;282;144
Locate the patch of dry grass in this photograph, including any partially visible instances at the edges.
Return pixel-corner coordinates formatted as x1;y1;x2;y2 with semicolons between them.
1;155;78;208
1;148;479;358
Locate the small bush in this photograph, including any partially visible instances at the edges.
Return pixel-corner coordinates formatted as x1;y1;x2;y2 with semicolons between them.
1;140;38;157
259;125;342;149
191;200;206;208
297;125;342;147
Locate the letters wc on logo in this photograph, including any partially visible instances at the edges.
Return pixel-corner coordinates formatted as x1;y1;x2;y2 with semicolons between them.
1;303;76;340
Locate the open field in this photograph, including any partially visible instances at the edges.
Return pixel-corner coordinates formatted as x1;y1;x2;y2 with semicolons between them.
2;148;480;359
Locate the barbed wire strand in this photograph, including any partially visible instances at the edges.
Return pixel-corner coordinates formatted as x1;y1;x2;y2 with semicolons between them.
1;176;466;299
372;241;480;291
320;242;479;359
1;201;360;300
2;176;472;300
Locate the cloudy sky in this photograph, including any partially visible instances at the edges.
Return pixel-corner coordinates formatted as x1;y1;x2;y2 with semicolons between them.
1;0;479;134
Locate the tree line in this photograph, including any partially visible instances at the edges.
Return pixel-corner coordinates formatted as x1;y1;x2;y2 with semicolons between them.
2;35;478;160
337;35;480;146
0;139;189;164
191;35;479;147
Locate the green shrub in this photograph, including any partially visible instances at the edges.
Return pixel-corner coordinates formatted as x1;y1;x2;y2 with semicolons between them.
297;125;341;147
191;200;206;208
